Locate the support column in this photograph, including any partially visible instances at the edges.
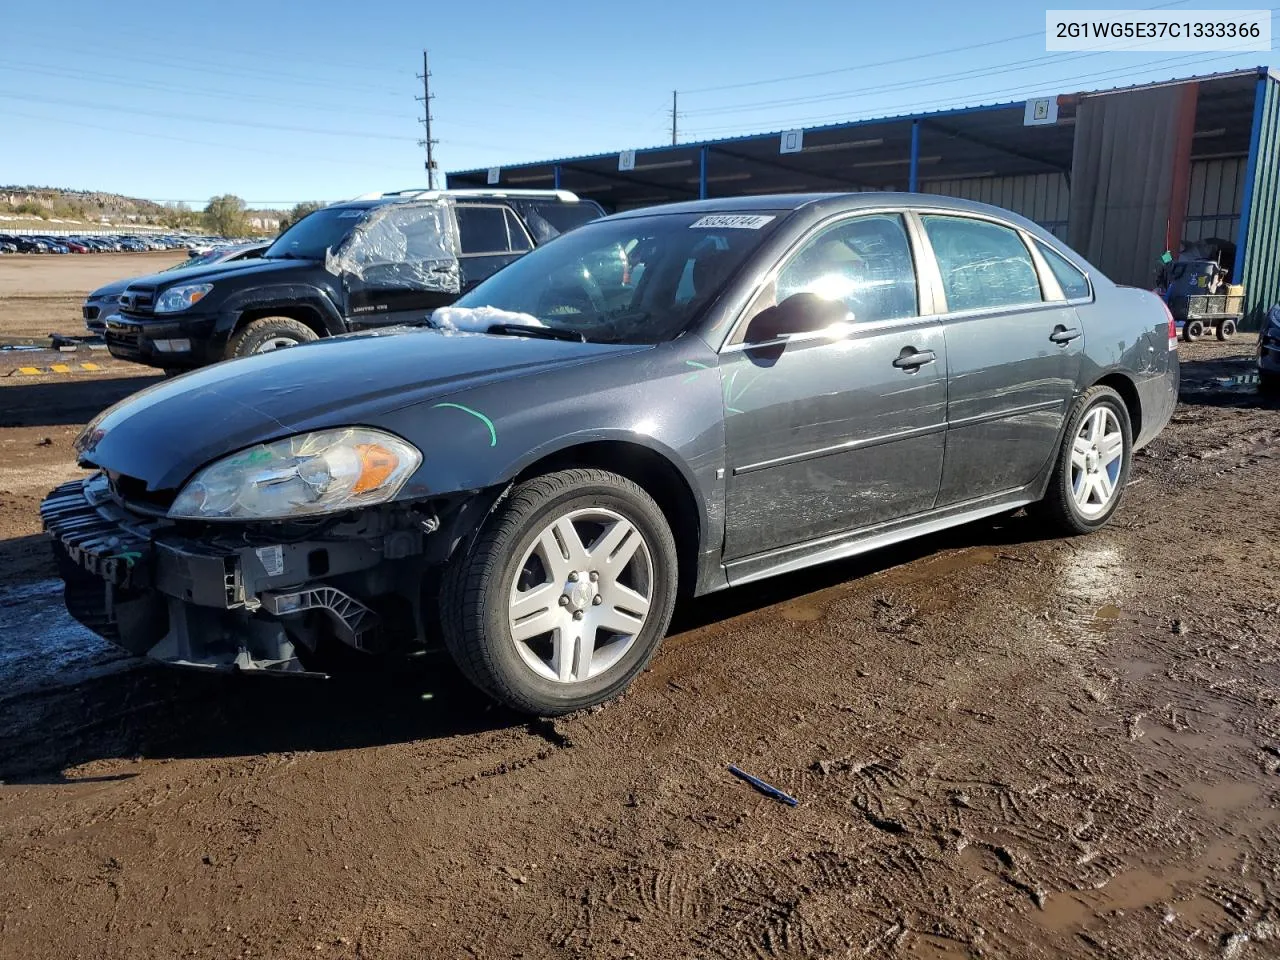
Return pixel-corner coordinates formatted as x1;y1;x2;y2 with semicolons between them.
699;146;708;199
553;165;561;190
909;121;920;192
1233;76;1268;283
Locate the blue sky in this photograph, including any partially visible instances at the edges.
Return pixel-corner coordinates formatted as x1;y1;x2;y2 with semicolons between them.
0;0;1275;208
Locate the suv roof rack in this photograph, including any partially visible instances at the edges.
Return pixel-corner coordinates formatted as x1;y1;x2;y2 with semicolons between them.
350;188;582;203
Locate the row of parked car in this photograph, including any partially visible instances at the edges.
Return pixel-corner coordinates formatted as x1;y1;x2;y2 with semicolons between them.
0;232;242;255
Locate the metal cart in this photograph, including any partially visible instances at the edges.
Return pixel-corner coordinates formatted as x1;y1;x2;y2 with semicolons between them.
1171;291;1245;342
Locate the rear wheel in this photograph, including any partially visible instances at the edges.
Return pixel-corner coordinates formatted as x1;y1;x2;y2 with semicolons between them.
1216;318;1237;340
1032;386;1133;535
1183;319;1204;342
439;468;678;715
226;316;318;359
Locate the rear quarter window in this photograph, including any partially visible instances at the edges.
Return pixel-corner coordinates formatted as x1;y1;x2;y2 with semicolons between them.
1035;240;1092;300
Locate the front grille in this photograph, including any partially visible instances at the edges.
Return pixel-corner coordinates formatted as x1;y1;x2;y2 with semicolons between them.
104;324;141;359
41;479;153;589
119;287;156;315
107;472;177;513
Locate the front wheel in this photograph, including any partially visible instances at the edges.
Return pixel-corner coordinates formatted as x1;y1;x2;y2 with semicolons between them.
1182;319;1204;342
1032;386;1133;535
439;468;678;715
226;316;318;359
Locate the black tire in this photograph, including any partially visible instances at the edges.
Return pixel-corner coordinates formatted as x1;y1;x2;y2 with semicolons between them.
1031;385;1133;536
1183;319;1204;342
225;316;318;359
439;468;678;716
1216;318;1237;341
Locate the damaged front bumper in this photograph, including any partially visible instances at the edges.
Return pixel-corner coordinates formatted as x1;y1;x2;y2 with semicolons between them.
40;474;430;675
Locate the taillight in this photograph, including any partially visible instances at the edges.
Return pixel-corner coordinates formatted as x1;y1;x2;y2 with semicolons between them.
1162;299;1178;350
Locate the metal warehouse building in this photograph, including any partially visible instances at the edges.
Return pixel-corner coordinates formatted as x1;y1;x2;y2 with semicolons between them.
449;67;1280;327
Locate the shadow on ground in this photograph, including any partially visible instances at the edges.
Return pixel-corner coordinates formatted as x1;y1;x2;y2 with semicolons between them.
1177;353;1278;410
0;512;1049;785
0;374;161;428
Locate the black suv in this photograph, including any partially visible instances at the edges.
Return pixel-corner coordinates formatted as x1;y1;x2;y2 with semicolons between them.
104;190;605;370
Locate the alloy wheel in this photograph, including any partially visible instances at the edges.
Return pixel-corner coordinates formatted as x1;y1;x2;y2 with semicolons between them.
1070;406;1125;519
507;507;653;684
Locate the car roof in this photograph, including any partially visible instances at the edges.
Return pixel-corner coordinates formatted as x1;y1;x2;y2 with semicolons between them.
607;192;1061;241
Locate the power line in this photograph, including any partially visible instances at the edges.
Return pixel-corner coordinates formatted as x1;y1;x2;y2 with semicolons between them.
679;0;1195;96
0;91;416;142
682;3;1271;121
0;109;411;172
681;51;1267;138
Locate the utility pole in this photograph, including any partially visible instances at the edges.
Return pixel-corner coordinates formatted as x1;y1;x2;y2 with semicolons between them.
416;50;439;189
671;90;678;145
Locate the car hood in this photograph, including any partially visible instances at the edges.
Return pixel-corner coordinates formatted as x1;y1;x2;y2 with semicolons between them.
79;327;649;492
120;255;316;290
87;276;139;300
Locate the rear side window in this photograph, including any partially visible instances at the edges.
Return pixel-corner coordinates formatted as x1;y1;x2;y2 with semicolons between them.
511;199;603;243
922;215;1043;312
1035;240;1091;300
456;206;511;255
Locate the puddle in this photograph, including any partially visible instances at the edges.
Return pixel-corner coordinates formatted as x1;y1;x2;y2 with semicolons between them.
1095;605;1122;621
778;602;825;622
0;578;134;701
1212;373;1262;390
1186;778;1264;813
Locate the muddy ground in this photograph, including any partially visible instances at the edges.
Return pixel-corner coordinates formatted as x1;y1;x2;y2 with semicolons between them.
1;255;1278;959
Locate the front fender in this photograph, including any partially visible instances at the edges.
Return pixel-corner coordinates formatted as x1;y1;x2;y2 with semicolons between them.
378;339;728;562
217;283;346;336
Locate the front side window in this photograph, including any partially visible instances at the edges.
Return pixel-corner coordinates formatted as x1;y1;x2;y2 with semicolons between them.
450;211;783;343
922;215;1043;312
774;213;918;324
1035;239;1091;300
504;209;532;253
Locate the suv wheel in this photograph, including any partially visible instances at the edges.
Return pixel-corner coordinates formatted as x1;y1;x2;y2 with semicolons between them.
226;316;318;358
440;468;678;716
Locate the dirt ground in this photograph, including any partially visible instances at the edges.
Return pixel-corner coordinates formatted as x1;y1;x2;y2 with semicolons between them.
0;251;181;341
1;255;1278;959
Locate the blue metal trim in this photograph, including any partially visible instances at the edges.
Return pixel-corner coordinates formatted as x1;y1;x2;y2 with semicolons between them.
909;120;920;192
553;164;561;190
699;146;708;199
1233;75;1268;284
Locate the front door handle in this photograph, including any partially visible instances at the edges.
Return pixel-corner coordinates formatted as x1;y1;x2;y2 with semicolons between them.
1050;325;1082;344
893;348;937;370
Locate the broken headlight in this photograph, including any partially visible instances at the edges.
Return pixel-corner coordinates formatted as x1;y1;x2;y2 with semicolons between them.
169;428;421;520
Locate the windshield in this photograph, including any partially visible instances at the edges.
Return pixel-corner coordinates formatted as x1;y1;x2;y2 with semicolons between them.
450;211;782;343
264;207;363;260
509;199;605;243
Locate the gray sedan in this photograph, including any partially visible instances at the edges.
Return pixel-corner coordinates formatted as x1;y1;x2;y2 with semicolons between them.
44;194;1177;715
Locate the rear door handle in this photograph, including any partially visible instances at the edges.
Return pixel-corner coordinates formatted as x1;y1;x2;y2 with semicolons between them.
893;348;937;370
1050;325;1082;344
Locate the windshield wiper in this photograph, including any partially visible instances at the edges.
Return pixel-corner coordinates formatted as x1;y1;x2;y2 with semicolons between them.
486;323;585;343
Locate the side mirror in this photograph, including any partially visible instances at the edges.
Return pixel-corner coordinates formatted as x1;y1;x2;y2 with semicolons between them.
744;292;850;345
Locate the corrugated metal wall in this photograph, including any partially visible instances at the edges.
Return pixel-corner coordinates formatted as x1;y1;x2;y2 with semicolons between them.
1239;75;1280;328
922;173;1070;240
1183;158;1247;244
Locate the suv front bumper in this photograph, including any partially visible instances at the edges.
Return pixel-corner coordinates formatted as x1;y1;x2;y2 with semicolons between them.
105;312;226;368
41;475;408;674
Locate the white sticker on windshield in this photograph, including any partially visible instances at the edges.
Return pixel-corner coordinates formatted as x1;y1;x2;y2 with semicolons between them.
690;214;775;230
337;210;363;218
